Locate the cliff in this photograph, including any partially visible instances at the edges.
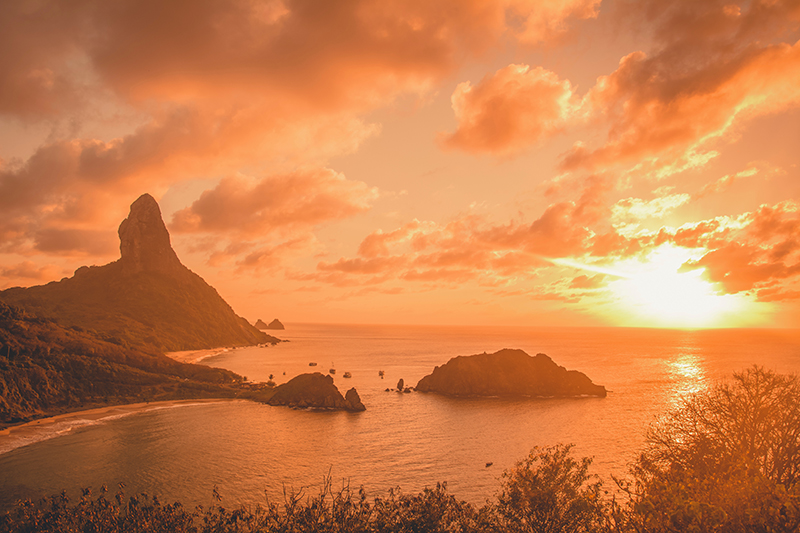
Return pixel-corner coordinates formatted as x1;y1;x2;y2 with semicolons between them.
0;194;279;352
266;373;366;411
415;349;607;398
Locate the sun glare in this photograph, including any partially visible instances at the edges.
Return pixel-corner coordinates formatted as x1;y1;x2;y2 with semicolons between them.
604;247;751;328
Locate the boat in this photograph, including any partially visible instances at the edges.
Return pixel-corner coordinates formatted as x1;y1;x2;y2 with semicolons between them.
343;372;352;378
309;362;317;366
329;368;336;374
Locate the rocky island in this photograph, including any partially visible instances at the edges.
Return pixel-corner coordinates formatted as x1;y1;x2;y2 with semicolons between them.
255;318;285;330
266;373;366;411
415;349;607;398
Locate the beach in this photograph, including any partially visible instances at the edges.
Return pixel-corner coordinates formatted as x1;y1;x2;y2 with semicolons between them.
164;348;232;364
0;399;241;456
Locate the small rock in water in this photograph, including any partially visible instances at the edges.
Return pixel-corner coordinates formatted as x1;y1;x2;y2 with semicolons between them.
345;388;366;411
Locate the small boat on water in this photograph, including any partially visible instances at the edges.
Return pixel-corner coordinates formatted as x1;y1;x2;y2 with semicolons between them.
309;362;317;366
343;372;352;378
329;368;336;374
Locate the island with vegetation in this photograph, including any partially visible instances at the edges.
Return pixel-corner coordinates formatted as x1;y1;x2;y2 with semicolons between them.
415;349;607;398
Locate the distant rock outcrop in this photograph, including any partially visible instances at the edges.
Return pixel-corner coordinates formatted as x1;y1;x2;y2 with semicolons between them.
415;349;607;398
266;373;366;411
0;194;279;352
255;318;284;330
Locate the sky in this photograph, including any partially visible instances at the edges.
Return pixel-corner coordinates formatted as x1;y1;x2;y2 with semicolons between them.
1;0;799;328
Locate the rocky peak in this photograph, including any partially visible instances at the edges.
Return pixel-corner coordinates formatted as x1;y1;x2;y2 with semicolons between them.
118;193;182;275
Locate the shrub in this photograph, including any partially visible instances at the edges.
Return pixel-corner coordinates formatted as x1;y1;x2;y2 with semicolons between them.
495;444;606;533
620;366;800;532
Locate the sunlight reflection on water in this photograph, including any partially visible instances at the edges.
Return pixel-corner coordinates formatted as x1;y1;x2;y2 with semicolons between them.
668;352;709;401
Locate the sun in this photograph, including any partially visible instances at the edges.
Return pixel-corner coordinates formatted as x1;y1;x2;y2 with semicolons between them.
603;246;753;328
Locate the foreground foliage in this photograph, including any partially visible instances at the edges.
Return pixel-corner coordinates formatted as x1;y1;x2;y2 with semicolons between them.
3;367;800;532
618;366;800;533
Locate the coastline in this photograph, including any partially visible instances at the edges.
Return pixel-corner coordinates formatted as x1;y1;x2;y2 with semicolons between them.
165;347;232;364
0;399;244;455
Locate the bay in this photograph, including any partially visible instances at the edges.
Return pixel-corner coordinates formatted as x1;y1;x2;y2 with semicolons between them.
2;324;799;511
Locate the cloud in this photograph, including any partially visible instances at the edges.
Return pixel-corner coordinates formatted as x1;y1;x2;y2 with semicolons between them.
233;236;314;272
311;175;611;285
33;228;117;256
756;288;800;302
440;64;583;155
0;0;605;262
0;2;91;119
611;193;691;224
444;1;800;174
507;0;601;44
570;274;607;289
169;169;378;237
679;202;800;294
693;167;760;199
681;242;800;294
0;261;63;287
1;0;601;121
561;0;800;173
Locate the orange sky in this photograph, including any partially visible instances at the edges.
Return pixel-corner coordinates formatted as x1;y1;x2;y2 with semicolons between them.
1;0;799;328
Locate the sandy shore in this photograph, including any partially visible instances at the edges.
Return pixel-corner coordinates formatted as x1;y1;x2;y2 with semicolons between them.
0;399;241;454
165;348;231;364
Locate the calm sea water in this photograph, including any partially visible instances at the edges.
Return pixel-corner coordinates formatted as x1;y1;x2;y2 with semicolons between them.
2;324;800;510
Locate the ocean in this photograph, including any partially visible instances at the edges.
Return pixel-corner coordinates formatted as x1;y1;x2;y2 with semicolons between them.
2;324;800;511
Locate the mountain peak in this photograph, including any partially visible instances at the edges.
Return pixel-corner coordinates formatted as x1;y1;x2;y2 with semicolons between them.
118;193;182;275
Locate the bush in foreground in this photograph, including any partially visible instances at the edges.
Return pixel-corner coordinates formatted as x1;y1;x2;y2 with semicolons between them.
618;366;800;532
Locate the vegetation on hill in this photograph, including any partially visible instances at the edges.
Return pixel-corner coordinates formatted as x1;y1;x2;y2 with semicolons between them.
0;302;273;427
3;366;798;532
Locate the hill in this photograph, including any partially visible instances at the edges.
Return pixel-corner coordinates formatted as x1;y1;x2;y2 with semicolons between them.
0;301;252;427
0;194;278;352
